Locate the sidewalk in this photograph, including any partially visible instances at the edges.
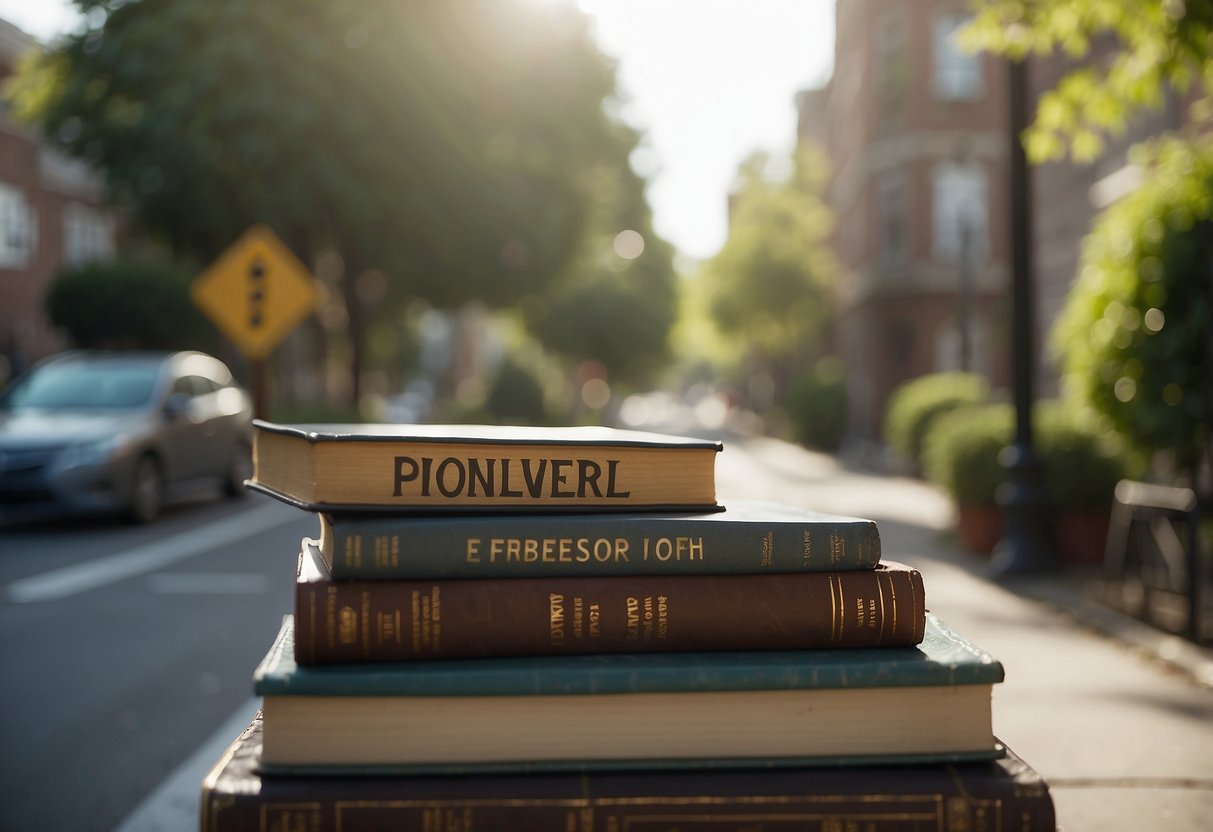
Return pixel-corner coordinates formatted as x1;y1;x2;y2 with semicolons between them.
719;433;1213;832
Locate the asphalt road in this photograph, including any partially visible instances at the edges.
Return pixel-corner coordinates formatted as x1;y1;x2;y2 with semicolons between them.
0;491;312;832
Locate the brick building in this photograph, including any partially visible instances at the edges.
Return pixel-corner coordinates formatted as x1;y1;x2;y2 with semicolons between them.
0;18;116;380
800;0;1012;441
801;1;1201;445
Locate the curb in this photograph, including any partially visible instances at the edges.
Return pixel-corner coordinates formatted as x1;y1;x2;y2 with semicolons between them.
996;572;1213;691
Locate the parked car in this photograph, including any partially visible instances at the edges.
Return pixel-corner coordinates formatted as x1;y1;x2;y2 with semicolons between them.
0;350;254;523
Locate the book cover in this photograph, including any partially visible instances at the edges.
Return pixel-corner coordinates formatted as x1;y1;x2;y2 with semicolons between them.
255;615;1002;771
293;543;924;663
317;499;882;579
248;421;722;513
202;715;1054;832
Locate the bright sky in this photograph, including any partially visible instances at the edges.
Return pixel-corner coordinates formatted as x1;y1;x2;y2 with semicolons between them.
1;0;835;263
577;0;834;262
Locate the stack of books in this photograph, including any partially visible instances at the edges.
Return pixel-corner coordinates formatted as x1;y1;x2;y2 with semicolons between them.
200;421;1055;831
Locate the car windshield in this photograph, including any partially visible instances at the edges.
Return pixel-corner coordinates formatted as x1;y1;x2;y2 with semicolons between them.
4;361;161;410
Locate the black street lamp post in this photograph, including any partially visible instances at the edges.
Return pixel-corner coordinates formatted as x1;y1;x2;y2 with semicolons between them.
991;56;1053;575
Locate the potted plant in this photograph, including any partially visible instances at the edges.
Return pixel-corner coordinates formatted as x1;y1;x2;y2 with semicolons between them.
923;403;1014;554
1037;408;1134;565
884;372;989;476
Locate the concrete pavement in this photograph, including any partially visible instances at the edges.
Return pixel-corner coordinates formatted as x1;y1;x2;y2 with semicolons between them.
717;432;1213;832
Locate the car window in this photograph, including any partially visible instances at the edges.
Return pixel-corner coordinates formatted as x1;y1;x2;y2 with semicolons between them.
173;375;222;398
4;361;161;409
193;376;221;395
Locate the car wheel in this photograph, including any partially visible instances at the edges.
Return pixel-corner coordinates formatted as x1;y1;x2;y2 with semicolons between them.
124;455;164;524
223;442;252;498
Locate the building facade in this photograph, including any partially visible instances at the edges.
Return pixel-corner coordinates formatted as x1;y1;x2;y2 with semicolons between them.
801;0;1012;441
0;19;116;380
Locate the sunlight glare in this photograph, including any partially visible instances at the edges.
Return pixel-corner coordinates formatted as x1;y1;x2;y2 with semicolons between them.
613;230;645;260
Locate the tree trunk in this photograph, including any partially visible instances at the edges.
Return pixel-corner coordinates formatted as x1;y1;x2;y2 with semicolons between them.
341;261;366;412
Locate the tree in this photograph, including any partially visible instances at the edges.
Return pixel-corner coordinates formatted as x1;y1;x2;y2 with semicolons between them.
701;146;838;402
965;1;1213;491
962;0;1213;162
522;136;678;391
1050;136;1211;485
12;0;633;404
47;259;215;351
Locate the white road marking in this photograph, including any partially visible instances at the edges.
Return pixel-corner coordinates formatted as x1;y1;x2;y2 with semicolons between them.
112;699;260;832
6;504;295;603
146;572;272;594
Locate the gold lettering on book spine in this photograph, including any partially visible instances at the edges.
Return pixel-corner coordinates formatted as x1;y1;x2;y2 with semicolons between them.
338;605;357;646
830;575;843;641
410;590;421;654
549;593;565;645
260;804;321;831
883;571;894;641
829;531;844;565
344;534;361;569
325;586;338;649
430;585;441;651
361;590;371;652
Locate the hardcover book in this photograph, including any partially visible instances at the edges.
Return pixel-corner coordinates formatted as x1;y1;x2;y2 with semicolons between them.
202;714;1053;832
255;614;1002;771
316;499;882;579
293;541;923;663
247;421;722;512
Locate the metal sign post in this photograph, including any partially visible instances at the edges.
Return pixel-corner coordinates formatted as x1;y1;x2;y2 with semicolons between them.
190;225;320;418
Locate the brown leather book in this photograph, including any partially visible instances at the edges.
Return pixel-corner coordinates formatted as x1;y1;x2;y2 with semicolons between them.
293;541;926;663
201;713;1055;832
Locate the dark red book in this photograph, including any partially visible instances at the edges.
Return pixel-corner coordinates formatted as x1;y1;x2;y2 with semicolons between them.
293;541;926;663
200;713;1055;832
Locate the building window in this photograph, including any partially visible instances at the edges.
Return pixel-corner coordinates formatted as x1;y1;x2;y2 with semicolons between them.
877;9;908;122
933;14;983;100
879;174;908;267
932;163;987;262
0;183;37;269
63;203;116;266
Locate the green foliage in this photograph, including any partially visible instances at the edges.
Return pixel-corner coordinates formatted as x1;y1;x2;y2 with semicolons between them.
923;403;1013;504
483;358;550;425
703;146;839;359
1036;408;1134;509
884;372;990;471
783;357;849;451
1051;136;1212;479
46;259;213;351
12;0;640;399
925;402;1135;509
523;159;678;388
962;0;1213;163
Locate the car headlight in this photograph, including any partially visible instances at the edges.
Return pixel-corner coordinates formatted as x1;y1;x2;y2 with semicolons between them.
55;435;131;471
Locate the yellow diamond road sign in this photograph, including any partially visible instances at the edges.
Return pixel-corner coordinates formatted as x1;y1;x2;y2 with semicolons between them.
191;225;320;360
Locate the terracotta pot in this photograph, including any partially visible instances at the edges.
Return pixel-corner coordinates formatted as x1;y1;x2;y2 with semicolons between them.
956;503;1003;555
1052;510;1111;566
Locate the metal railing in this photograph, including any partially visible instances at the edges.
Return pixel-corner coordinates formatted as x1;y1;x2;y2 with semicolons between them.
1103;480;1211;644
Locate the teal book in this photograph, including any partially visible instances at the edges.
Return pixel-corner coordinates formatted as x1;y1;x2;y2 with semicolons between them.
254;614;1004;774
316;499;881;579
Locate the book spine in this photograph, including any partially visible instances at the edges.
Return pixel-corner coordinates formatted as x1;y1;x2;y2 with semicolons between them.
204;788;1055;832
323;514;881;579
293;567;925;663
